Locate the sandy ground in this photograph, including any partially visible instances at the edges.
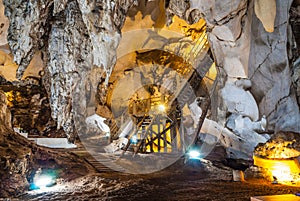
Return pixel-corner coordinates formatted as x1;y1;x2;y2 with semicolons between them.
14;159;300;201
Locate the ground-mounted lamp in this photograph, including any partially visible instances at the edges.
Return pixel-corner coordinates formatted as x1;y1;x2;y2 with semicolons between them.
187;149;201;160
186;144;202;161
130;135;138;145
34;175;55;189
30;168;57;190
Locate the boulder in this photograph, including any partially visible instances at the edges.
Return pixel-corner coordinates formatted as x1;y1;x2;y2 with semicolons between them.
255;132;300;159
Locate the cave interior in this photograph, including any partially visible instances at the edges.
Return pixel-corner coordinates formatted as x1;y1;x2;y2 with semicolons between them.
1;0;300;200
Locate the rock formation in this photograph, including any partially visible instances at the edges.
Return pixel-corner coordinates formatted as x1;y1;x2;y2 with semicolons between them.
164;0;300;168
0;90;94;196
167;0;300;133
2;0;137;141
0;0;300;179
0;0;8;46
249;0;300;133
0;89;11;132
0;79;62;137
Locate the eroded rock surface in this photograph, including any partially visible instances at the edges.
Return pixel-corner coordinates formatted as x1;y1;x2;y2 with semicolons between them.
0;0;8;46
165;0;300;170
0;90;94;197
3;0;136;141
255;132;300;159
167;0;300;133
249;0;300;133
2;0;300;176
294;58;300;106
0;79;62;137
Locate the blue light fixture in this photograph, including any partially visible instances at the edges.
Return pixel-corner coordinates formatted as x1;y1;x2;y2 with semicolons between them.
34;175;55;189
187;149;201;160
30;169;57;190
131;135;138;145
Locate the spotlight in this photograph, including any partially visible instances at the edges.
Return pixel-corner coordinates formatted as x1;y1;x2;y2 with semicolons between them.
35;175;54;189
157;104;166;112
131;135;138;144
31;169;56;190
187;150;201;160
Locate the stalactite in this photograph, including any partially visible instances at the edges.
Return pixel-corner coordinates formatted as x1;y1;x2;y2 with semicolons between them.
3;0;136;141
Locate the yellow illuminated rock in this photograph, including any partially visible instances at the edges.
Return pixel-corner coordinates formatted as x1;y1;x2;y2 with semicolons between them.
254;0;277;32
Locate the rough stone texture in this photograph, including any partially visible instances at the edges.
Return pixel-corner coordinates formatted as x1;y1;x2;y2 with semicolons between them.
2;0;300;173
197;0;250;80
291;1;300;107
0;0;9;46
167;0;300;134
293;58;300;106
0;90;11;132
45;1;93;141
290;1;300;58
249;0;300;133
76;0;136;83
221;81;259;121
0;80;63;137
0;90;94;196
255;132;300;159
167;0;252;129
165;0;300;170
3;0;136;141
3;0;52;79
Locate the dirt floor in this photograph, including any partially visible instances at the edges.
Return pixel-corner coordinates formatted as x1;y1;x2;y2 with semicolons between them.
14;159;300;201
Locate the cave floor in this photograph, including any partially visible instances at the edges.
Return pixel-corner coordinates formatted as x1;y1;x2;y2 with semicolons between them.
17;162;300;201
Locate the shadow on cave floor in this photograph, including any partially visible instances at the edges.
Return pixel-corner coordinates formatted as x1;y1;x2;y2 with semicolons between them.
17;157;300;201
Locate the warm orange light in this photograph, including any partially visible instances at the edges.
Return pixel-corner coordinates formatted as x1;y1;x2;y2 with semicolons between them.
253;155;300;185
145;122;173;153
271;165;294;183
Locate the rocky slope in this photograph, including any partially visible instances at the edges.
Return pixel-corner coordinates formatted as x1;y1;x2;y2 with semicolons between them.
0;90;94;196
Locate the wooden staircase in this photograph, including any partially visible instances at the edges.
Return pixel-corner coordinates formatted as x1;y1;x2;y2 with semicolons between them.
112;30;214;156
69;145;126;172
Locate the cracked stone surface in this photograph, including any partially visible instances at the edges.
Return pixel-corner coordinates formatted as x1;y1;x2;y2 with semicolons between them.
0;0;8;46
3;0;136;141
165;0;300;167
1;0;299;176
4;0;299;139
167;0;300;133
249;0;300;133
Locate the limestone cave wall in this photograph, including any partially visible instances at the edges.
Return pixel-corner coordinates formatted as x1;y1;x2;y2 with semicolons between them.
0;90;94;196
167;0;300;133
2;0;136;141
0;0;299;140
0;0;300;195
